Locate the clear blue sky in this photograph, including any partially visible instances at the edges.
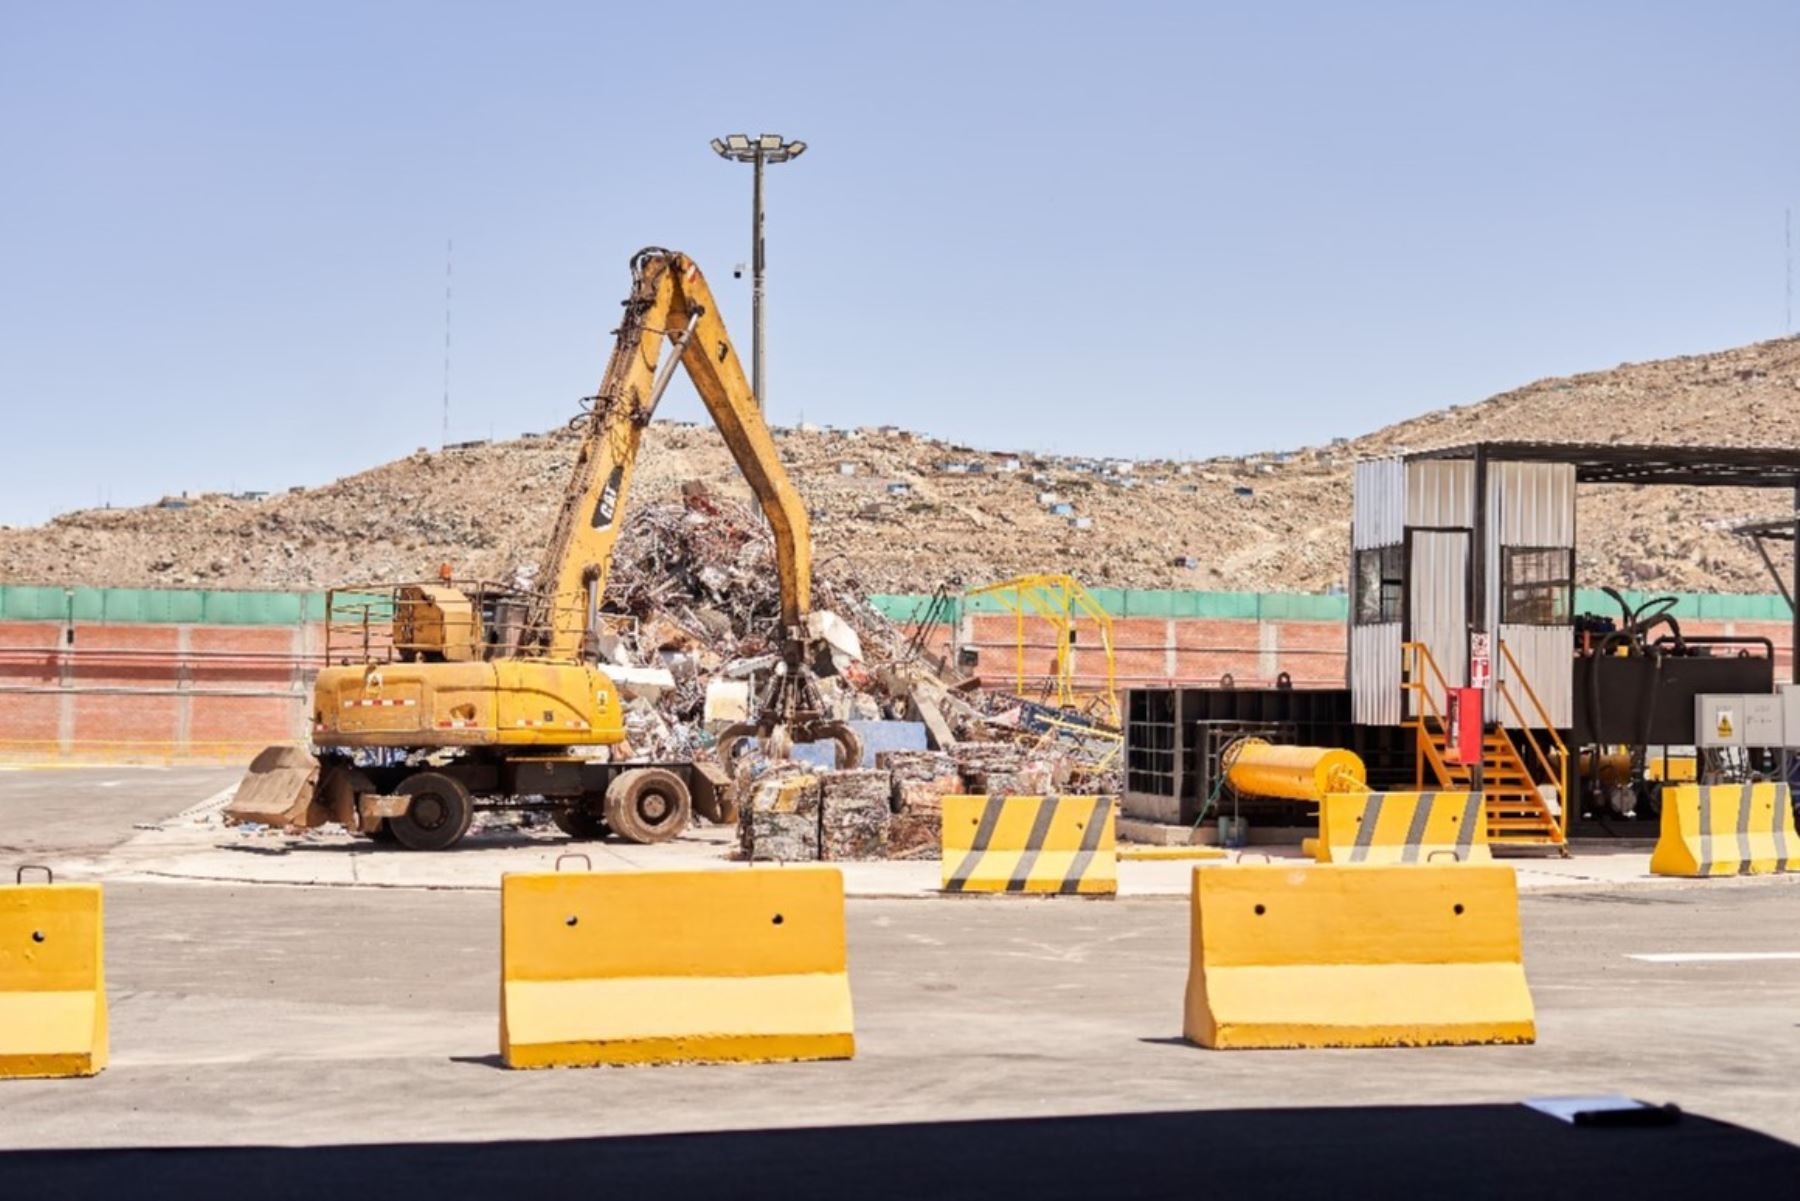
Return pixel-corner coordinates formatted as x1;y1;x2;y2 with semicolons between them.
2;1;1797;525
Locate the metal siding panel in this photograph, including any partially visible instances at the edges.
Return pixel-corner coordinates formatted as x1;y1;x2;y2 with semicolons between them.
1351;622;1401;726
1487;461;1574;724
1498;624;1571;728
1496;461;1575;546
1405;460;1473;528
1353;459;1404;549
1408;531;1469;714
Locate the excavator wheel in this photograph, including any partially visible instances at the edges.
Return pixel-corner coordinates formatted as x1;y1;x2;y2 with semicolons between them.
604;767;692;844
552;803;610;841
389;771;475;852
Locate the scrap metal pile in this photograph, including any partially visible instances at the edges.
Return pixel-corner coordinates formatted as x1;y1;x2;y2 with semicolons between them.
592;483;1122;859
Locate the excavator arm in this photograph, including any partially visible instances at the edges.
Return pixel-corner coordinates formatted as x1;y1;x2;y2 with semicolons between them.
534;247;856;766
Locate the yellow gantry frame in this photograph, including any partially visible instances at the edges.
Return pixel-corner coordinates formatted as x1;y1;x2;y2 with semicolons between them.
960;573;1119;725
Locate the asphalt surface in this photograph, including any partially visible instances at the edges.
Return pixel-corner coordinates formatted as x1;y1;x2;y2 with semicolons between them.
0;765;240;856
4;1105;1794;1201
1;766;1798;1156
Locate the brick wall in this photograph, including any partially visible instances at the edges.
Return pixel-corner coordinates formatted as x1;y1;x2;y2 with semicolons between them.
0;620;312;762
1;608;1791;762
907;612;1351;698
917;614;1797;704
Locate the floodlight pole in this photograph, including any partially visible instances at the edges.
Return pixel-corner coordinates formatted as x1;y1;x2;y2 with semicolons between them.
712;133;805;412
751;144;766;411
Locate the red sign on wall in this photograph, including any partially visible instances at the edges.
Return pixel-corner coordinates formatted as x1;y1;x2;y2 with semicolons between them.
1469;631;1492;689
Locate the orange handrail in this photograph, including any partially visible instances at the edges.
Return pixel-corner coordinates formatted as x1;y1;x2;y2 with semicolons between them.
1401;642;1463;790
1401;641;1453;726
1496;639;1570;841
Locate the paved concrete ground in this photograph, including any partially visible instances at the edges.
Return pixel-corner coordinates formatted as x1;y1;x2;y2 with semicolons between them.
16;767;1713;895
3;766;1798;1151
3;877;1799;1149
0;764;241;856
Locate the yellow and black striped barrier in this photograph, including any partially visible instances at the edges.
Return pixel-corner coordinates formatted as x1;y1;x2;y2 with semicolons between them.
940;795;1117;895
1314;791;1492;865
1650;783;1797;877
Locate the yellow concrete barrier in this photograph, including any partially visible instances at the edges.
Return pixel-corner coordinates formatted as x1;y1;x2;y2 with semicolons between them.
941;796;1117;895
1183;864;1535;1049
1117;845;1227;862
1650;783;1798;877
0;874;108;1079
1314;791;1491;865
499;866;854;1068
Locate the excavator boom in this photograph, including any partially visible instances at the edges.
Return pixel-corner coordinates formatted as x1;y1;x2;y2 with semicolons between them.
534;248;855;766
535;249;809;657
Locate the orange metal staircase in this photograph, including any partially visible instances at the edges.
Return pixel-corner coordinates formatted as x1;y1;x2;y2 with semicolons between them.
1402;642;1568;851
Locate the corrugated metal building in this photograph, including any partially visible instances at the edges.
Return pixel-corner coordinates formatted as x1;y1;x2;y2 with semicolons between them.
1350;453;1575;729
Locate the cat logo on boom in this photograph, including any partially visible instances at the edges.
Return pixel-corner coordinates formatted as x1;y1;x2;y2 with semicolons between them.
591;465;625;529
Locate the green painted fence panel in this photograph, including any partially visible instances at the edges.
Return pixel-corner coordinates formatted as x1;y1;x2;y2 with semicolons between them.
101;588;207;624
1187;592;1262;619
1695;592;1790;621
0;585;72;621
201;590;308;625
1084;588;1129;616
67;588;105;622
0;583;1787;629
1258;592;1351;621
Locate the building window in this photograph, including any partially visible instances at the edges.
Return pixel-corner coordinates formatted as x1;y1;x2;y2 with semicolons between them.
1502;546;1573;625
1354;544;1404;625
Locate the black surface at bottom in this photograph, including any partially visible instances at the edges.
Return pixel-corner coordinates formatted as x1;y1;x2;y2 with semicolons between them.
2;1103;1794;1200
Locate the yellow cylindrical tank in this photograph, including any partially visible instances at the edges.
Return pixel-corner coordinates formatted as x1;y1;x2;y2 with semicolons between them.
1225;739;1366;802
1578;748;1632;787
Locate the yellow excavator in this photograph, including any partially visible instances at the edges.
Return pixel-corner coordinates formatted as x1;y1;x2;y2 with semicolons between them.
227;247;862;850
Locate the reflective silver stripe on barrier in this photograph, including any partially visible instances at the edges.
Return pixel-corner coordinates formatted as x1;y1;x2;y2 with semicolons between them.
1400;793;1435;864
1457;792;1484;862
1349;794;1384;864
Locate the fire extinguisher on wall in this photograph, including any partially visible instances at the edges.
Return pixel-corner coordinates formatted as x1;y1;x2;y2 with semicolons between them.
1444;687;1482;766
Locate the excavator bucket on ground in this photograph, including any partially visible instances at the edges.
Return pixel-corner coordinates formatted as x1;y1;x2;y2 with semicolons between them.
225;746;323;830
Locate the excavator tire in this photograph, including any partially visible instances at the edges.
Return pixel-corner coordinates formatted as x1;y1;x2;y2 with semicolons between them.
552;804;610;841
389;771;475;852
604;767;692;844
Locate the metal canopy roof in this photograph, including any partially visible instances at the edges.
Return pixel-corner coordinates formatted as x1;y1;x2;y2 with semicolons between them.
1402;441;1800;488
1732;516;1800;542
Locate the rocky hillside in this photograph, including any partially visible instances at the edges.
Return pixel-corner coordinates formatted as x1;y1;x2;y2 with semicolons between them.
3;337;1798;596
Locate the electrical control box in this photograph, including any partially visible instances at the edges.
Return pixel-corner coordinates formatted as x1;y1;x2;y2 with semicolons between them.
1782;684;1800;749
1695;695;1744;748
1741;694;1783;748
1695;693;1784;748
